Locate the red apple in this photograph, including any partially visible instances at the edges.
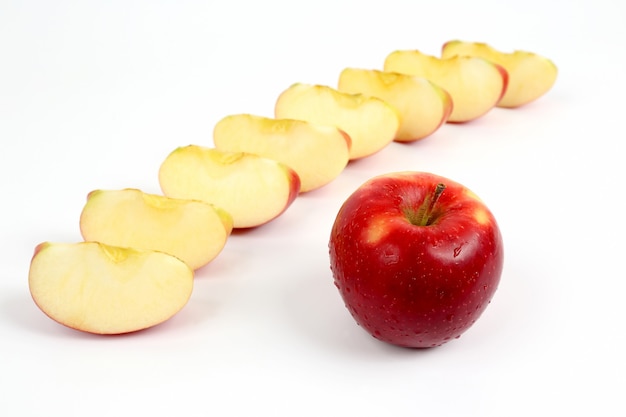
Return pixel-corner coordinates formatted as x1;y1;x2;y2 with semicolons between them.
329;172;504;348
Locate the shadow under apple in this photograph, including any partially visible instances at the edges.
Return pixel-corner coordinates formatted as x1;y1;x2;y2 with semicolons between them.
277;256;447;360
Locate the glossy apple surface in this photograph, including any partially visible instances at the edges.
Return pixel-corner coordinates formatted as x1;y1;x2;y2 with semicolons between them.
329;172;504;348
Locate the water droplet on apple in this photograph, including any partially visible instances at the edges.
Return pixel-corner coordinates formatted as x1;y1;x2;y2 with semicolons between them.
380;244;400;265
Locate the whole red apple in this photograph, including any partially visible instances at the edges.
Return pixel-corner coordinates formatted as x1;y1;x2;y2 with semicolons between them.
329;171;504;348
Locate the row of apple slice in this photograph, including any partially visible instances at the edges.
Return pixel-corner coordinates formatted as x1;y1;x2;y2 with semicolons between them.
440;40;558;109
29;129;317;334
161;40;558;229
30;189;235;334
78;145;307;268
29;40;557;335
28;106;383;334
351;41;556;127
379;41;557;122
208;41;558;179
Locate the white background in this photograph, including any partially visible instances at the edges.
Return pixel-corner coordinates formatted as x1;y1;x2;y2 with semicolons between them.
2;1;625;416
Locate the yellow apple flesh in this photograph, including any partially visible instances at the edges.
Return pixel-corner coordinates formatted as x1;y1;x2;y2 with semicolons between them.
441;40;557;108
159;146;301;228
80;188;233;270
28;241;194;335
337;68;452;142
274;83;400;160
212;114;351;192
384;50;508;123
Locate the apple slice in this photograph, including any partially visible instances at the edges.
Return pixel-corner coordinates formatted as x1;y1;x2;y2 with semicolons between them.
384;50;508;123
28;241;194;335
274;83;400;160
441;40;558;108
337;68;452;142
159;146;300;228
212;114;351;192
80;188;233;270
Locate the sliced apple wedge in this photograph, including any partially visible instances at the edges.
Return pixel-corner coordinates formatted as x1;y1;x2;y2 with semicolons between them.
337;68;452;142
28;241;194;335
80;188;233;270
384;50;508;123
441;40;557;108
159;146;300;228
274;83;400;160
212;114;351;193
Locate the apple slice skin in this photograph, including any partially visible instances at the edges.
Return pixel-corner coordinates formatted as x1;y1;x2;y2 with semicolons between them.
329;172;504;348
159;146;301;228
384;51;508;123
441;40;558;108
274;83;400;160
28;242;194;335
79;189;233;270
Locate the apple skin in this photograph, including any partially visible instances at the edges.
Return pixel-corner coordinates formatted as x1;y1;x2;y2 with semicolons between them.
328;172;504;348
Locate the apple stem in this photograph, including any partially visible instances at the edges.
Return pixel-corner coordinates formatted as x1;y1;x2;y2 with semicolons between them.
417;183;446;226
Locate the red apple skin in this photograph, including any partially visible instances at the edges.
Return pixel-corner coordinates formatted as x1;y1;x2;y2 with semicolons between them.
493;63;510;102
329;172;504;348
